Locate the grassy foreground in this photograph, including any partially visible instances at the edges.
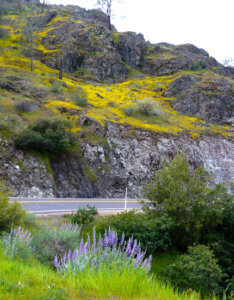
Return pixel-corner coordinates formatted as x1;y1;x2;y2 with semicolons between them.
0;248;206;300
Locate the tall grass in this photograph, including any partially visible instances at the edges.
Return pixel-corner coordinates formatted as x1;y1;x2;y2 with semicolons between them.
0;247;216;299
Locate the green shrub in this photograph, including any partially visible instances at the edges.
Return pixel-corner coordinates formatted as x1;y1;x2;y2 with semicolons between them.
123;99;161;117
71;88;88;107
164;245;223;296
71;205;98;226
31;224;81;265
14;101;35;112
96;211;173;254
143;153;232;249
0;27;9;38
122;106;135;116
15;119;77;154
136;99;159;116
72;94;88;107
190;60;206;71
0;182;26;233
51;82;63;93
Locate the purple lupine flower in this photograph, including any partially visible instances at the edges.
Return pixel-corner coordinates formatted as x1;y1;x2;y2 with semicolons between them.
22;230;28;240
87;235;90;250
98;235;103;250
147;255;152;271
142;258;148;268
131;239;137;257
72;249;78;260
125;237;133;257
82;243;88;255
54;255;59;268
79;238;83;253
16;227;21;236
120;232;125;246
93;227;96;251
114;232;118;246
67;249;71;261
62;254;66;263
134;250;145;267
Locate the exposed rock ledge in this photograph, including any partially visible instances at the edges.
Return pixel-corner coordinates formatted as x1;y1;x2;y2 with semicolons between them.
1;122;233;198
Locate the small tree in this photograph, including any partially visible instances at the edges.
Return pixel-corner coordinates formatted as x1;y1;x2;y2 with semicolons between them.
0;181;26;232
41;0;47;13
97;0;113;30
22;17;39;72
143;153;232;249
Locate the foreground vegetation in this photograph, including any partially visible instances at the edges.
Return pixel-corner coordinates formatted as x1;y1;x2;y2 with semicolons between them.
0;154;233;299
0;247;204;300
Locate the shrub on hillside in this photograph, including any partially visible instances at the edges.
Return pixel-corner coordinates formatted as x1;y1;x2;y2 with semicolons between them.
71;205;98;226
71;88;88;107
96;211;173;254
15;119;77;154
122;106;135;116
14;100;35;112
123;98;161;117
0;182;26;233
190;60;206;71
0;27;9;38
164;245;223;296
50;82;63;94
136;99;159;116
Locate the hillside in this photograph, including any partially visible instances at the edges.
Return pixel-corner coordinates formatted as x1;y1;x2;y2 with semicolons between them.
0;0;233;198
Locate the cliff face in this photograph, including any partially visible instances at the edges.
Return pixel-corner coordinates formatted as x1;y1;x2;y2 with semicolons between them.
1;122;233;198
0;2;233;197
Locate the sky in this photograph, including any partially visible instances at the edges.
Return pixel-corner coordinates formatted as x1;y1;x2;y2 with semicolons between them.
45;0;234;64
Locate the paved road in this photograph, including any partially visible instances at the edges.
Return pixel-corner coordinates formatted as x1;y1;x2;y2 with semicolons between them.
9;197;146;214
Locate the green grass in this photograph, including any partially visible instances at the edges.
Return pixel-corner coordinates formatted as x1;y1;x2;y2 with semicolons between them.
151;249;180;277
0;247;208;300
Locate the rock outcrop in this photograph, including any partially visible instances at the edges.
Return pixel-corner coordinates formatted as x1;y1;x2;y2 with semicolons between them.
38;6;233;82
164;74;234;124
1;123;233;198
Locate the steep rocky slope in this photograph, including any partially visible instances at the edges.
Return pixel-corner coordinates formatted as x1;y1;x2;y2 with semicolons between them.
0;1;233;197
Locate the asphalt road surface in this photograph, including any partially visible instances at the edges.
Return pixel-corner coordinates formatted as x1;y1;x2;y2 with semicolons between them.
9;197;146;214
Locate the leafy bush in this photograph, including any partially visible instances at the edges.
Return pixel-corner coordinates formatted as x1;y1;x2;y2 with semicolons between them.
72;93;88;107
71;205;98;226
31;222;81;265
164;245;223;296
96;211;173;254
15;119;77;154
190;60;206;71
0;182;26;233
200;195;234;291
143;153;232;249
71;87;88;107
122;106;135;116
123;99;161;117
136;99;159;116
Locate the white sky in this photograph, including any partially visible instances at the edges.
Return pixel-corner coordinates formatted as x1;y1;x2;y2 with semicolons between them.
46;0;234;64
